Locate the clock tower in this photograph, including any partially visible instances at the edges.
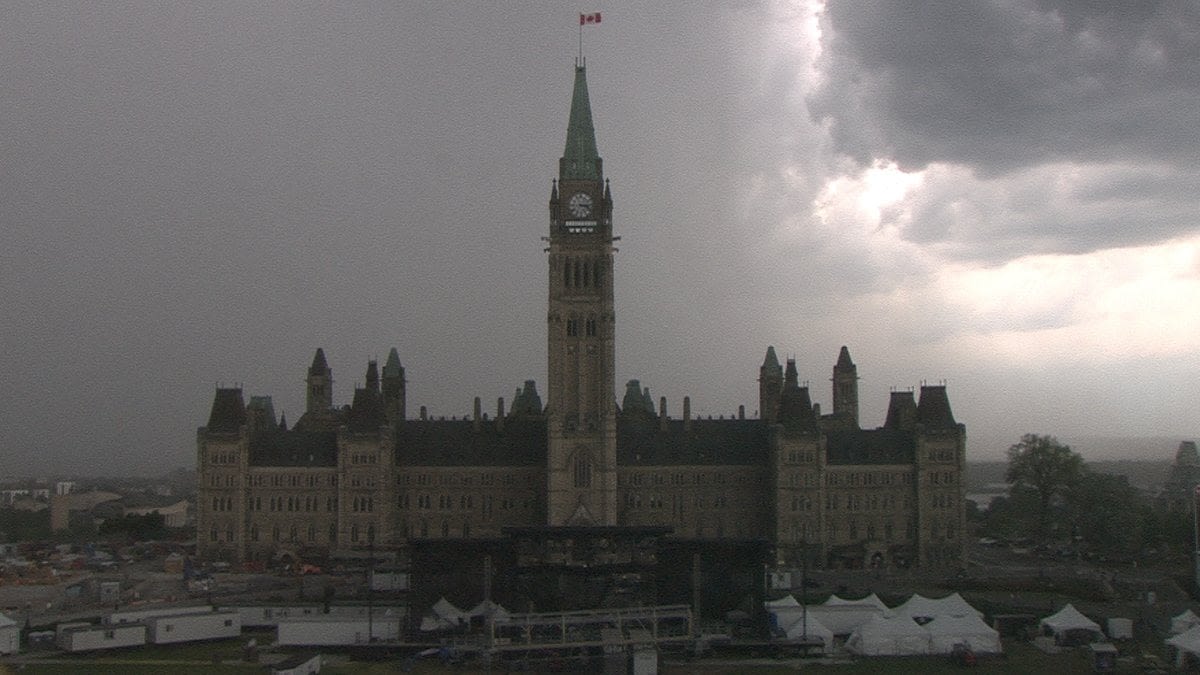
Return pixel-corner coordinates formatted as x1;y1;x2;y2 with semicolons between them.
545;63;617;526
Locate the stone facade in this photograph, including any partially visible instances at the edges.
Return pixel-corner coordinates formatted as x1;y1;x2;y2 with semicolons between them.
196;64;967;572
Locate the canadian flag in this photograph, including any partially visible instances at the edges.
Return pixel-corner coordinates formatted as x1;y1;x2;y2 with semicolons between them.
580;12;601;25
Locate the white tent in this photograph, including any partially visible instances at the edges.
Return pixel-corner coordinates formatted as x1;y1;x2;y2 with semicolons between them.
924;613;1002;655
1172;609;1200;635
892;593;982;622
764;595;800;610
468;600;510;624
810;595;889;635
845;615;930;656
1166;625;1200;668
419;597;467;632
778;612;834;654
1039;604;1103;646
824;593;889;611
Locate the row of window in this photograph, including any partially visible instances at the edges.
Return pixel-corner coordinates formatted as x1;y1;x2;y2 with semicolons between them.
208;451;238;465
560;256;605;289
401;472;532;488
827;471;915;487
398;493;535;513
620;471;757;488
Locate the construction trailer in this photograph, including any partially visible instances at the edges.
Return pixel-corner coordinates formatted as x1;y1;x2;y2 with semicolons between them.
277;616;401;646
0;612;18;655
221;604;405;628
145;610;241;644
106;604;212;625
57;623;147;652
220;605;326;628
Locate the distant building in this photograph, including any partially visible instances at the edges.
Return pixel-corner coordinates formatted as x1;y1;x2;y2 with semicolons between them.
123;500;189;528
196;64;967;579
1160;441;1200;513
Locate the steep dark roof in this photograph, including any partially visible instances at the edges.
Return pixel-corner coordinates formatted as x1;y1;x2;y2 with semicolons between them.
206;388;246;433
347;387;387;432
825;428;915;465
396;418;547;467
617;416;770;466
778;385;817;434
884;391;917;431
309;348;329;375
561;66;601;181
836;345;855;368
916;385;957;428
248;429;338;467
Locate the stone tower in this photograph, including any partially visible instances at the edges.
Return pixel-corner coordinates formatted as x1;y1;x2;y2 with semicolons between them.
832;345;859;428
759;346;783;423
546;63;617;526
306;348;332;416
381;347;406;424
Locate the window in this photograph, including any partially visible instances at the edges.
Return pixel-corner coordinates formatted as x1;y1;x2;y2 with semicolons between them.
573;457;592;488
566;319;579;337
585;318;597;336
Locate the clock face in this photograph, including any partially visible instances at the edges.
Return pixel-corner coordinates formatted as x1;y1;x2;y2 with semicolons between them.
568;192;593;218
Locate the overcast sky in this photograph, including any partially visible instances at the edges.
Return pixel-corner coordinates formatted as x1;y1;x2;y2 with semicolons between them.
2;1;1197;478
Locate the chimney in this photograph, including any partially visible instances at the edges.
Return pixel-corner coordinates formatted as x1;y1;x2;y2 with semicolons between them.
683;396;692;432
659;396;668;432
496;397;505;432
473;397;482;431
738;405;745;420
419;405;427;421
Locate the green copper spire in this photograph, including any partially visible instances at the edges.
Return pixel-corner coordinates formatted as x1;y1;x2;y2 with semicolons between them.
560;65;602;181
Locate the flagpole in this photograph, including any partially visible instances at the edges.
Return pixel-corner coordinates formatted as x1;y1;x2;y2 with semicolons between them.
579;21;583;64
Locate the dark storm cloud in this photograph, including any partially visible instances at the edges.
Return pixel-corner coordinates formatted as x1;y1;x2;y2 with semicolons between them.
811;0;1200;174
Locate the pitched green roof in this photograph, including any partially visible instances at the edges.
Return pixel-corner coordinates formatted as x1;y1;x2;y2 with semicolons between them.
561;66;601;181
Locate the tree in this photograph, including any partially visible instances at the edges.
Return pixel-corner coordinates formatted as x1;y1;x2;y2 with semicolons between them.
1005;434;1084;542
1069;471;1143;560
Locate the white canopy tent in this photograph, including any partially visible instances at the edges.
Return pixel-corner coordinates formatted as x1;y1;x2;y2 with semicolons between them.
924;613;1002;655
779;612;834;654
419;597;468;632
823;593;889;611
468;600;511;624
763;595;800;610
1172;609;1200;635
845;615;930;656
892;592;982;623
810;595;889;635
1167;625;1200;668
1039;604;1103;646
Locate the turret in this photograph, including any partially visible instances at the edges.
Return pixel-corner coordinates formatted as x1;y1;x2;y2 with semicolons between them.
778;359;817;433
382;347;406;424
832;346;859;428
759;346;783;423
306;348;332;416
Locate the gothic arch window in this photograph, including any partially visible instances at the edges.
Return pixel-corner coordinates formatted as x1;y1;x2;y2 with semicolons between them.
573;454;593;488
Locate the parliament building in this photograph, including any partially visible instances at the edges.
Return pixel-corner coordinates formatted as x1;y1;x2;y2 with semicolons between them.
196;64;967;593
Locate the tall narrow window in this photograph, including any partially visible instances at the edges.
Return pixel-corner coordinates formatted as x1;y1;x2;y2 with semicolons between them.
573;457;592;488
564;258;571;287
585;318;597;336
574;259;581;287
582;260;589;286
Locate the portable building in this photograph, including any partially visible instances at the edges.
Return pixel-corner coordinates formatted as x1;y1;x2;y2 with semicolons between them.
220;605;325;628
146;610;241;644
57;623;147;652
0;612;18;655
106;604;212;625
277;616;401;646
